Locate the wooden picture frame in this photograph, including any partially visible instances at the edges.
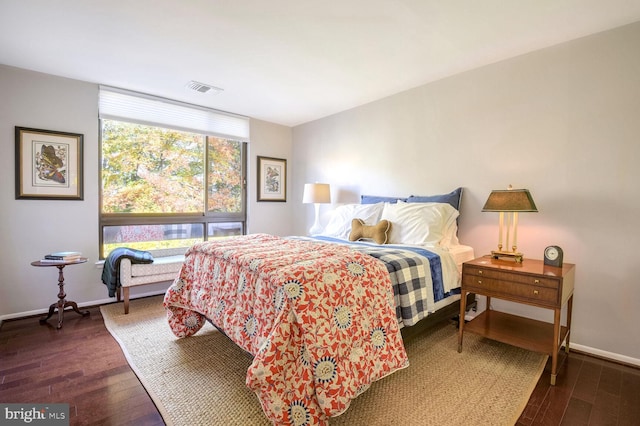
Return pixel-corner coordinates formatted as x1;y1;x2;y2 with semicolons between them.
257;156;286;202
15;127;84;200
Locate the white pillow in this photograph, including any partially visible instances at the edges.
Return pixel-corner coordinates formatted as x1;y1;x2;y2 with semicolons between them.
321;203;384;240
380;201;459;246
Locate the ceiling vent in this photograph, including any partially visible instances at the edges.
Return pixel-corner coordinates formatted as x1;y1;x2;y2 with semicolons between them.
185;80;223;94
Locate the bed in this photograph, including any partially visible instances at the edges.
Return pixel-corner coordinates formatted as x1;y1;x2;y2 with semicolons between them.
163;189;475;425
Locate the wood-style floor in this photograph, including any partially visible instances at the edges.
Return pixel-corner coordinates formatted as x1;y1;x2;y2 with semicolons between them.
1;302;639;425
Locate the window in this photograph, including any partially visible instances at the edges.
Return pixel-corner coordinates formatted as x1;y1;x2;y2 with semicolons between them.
99;88;249;257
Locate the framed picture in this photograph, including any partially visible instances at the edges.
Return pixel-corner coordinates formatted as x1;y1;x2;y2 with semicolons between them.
257;156;286;202
15;127;84;200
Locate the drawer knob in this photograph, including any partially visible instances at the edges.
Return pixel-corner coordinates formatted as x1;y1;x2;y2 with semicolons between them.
477;280;482;284
533;290;539;295
534;279;540;284
478;270;483;275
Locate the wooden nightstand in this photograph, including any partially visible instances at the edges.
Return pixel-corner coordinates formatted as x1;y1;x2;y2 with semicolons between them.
457;256;575;385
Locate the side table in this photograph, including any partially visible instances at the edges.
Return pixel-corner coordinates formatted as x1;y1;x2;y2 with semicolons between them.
458;256;575;385
31;258;90;329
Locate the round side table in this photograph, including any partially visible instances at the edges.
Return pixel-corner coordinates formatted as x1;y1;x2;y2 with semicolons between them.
31;258;90;329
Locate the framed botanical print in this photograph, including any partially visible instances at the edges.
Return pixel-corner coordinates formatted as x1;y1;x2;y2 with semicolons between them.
15;127;84;200
257;156;286;202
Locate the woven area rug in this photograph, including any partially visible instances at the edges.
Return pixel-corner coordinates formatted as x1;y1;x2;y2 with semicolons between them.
101;296;547;426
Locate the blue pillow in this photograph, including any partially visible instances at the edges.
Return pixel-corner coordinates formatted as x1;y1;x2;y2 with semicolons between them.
360;195;407;204
406;187;462;211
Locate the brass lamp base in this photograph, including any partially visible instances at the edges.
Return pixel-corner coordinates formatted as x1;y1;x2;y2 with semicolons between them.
491;250;524;263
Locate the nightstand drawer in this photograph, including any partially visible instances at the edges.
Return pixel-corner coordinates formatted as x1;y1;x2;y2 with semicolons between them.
462;265;559;289
462;274;559;304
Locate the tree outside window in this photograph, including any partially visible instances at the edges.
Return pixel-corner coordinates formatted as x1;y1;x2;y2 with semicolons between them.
100;120;245;257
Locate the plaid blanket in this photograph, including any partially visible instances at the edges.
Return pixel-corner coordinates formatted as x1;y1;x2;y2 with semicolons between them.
101;247;154;297
305;236;459;327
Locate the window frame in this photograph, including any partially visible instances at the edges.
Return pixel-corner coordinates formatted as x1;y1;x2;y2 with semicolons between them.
98;120;248;259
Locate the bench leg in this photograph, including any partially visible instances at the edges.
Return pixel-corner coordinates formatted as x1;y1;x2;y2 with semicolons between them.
116;286;122;302
124;287;130;314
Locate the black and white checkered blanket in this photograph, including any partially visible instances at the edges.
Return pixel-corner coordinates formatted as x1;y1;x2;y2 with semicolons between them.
297;236;460;327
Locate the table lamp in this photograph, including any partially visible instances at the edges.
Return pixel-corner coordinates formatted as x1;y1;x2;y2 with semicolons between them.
303;183;331;235
482;185;537;262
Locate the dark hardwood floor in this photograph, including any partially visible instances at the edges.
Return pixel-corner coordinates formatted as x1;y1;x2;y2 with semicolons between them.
517;348;640;426
1;302;639;425
0;303;163;426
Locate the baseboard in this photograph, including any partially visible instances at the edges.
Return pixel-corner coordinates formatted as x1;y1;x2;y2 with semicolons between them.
0;289;167;324
570;343;640;368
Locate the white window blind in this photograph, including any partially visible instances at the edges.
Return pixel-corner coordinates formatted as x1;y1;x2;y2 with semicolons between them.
99;86;250;141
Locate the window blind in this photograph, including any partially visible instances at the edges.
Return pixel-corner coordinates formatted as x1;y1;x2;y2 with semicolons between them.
99;86;250;141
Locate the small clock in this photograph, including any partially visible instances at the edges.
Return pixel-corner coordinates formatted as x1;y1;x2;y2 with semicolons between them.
544;245;563;267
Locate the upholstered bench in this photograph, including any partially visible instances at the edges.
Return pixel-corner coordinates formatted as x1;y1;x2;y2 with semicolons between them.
117;247;186;314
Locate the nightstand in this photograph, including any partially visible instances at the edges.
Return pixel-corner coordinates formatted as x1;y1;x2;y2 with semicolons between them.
457;256;575;385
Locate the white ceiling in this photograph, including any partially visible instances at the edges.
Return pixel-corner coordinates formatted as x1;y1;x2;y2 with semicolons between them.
2;1;640;127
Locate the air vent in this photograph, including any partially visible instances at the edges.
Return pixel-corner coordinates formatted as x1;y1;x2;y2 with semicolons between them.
185;80;223;94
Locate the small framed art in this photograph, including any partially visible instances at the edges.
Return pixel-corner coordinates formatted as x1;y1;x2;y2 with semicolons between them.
15;127;84;200
257;156;286;202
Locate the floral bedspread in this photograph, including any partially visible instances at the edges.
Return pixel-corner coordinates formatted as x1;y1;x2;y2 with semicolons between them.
163;234;409;425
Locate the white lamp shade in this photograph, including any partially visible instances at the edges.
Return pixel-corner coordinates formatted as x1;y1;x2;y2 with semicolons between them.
303;183;331;204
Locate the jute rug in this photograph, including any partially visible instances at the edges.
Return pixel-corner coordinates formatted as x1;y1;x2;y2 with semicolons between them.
101;296;547;426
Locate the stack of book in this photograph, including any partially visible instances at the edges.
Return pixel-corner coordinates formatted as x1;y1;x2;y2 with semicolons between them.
41;251;83;263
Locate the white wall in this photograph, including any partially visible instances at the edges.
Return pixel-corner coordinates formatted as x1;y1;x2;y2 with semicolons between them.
247;119;294;236
0;65;293;321
292;22;640;363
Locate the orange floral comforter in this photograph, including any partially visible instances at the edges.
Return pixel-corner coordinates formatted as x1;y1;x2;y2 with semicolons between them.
163;234;409;425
